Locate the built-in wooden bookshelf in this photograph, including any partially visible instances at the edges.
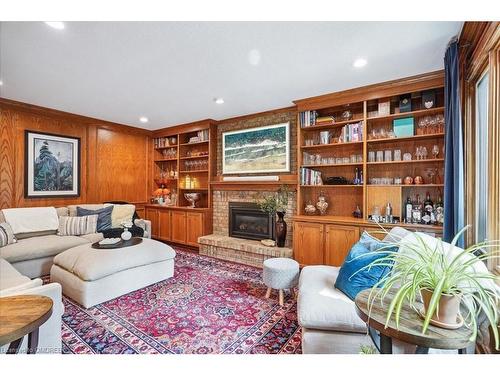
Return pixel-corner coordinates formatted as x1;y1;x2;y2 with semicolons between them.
292;71;446;266
151;119;216;209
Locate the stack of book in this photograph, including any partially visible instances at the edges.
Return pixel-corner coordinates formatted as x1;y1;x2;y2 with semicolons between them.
299;111;318;128
300;167;323;185
340;121;363;142
315;116;335;126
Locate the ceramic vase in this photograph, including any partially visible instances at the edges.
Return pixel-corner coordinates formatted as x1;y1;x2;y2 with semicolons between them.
275;211;287;248
121;227;132;241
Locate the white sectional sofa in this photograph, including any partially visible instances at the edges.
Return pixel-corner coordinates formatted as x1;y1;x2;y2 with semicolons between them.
0;204;152;354
0;204;151;278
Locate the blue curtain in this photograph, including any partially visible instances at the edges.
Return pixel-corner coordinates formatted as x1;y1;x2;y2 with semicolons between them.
443;39;464;247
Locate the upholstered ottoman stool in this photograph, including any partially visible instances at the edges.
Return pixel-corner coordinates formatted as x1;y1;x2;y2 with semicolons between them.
50;238;176;308
263;257;299;306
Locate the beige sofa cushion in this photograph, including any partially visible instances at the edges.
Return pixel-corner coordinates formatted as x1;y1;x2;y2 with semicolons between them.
0;235;90;263
80;232;104;243
0;258;42;291
67;204;111;217
53;238;176;281
110;204;135;228
298;265;367;333
0;207;69;239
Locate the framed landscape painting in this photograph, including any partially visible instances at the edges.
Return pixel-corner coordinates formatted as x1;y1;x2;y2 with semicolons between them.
25;131;80;197
222;122;290;174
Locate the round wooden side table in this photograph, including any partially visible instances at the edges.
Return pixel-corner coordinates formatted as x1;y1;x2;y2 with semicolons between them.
355;288;472;354
0;295;53;354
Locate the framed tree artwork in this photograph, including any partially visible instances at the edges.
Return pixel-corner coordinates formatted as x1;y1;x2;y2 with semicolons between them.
24;130;81;198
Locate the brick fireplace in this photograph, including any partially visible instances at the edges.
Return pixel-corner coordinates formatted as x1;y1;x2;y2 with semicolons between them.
199;189;296;267
198;108;297;267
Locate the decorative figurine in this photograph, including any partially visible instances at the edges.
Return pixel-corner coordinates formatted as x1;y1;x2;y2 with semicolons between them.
414;175;424;185
316;193;329;216
353;205;362;218
403;176;414;185
304;202;317;215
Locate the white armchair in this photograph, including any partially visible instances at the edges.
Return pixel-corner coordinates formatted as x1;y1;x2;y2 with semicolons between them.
1;258;63;354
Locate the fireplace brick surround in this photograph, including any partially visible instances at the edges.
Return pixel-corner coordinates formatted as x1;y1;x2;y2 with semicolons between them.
199;108;298;267
199;190;296;267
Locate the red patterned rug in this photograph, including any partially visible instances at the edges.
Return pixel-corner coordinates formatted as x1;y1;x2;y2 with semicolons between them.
60;248;302;354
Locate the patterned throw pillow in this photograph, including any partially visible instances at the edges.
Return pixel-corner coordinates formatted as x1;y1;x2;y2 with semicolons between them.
0;222;16;247
77;206;113;232
58;215;98;236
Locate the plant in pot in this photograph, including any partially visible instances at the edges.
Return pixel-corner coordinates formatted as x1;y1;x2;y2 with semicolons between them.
360;226;500;349
256;186;290;248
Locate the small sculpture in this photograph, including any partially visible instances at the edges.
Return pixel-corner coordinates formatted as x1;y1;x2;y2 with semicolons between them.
304;202;316;215
414;176;424;185
353;205;362;218
316;193;329;216
403;176;414;185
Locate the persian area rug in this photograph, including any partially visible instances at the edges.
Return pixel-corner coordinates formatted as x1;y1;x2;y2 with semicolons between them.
60;248;302;354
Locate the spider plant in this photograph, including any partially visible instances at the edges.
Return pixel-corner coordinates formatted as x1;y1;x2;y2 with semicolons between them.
357;226;500;349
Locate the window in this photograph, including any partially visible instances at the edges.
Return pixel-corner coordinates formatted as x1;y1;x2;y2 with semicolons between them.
474;71;489;244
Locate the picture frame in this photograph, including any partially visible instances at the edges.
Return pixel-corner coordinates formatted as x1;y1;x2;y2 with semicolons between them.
222;122;290;174
24;130;81;198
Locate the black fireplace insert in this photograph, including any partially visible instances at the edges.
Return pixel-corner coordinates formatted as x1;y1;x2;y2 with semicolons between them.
228;202;275;241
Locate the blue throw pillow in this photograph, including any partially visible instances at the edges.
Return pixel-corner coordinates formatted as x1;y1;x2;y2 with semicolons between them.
334;232;396;300
77;206;113;232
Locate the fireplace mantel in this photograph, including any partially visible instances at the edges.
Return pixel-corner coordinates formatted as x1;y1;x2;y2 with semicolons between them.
211;174;297;191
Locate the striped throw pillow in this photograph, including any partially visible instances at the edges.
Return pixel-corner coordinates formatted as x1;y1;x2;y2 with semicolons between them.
58;215;98;236
0;222;16;247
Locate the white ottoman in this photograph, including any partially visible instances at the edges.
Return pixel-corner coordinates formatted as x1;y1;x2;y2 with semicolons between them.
50;238;176;308
263;257;299;306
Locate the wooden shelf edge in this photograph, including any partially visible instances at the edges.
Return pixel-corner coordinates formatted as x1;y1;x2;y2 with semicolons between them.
367;107;445;121
367;133;445;143
292;215;443;231
367;159;444;165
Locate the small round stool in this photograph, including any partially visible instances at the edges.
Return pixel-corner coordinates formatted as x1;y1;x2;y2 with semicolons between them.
263;257;299;306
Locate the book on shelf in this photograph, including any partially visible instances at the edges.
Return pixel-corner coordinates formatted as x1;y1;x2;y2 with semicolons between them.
300;167;323;185
299;110;319;128
340;121;363;142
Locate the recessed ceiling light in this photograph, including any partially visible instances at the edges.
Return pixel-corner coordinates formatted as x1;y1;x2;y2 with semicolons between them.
353;58;367;68
214;98;224;104
248;49;261;66
139;117;149;123
45;22;65;30
0;80;3;86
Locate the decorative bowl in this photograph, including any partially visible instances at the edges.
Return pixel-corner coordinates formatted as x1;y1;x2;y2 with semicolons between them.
184;193;201;208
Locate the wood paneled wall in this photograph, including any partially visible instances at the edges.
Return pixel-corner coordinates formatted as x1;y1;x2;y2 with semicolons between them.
0;98;152;209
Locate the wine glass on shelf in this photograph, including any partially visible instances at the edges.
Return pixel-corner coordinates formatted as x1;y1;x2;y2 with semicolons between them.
432;144;440;159
421;146;428;160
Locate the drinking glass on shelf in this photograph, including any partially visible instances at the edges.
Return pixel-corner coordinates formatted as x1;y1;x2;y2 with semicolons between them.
356;154;363;163
376;151;384;162
350;154;357;163
394;149;401;161
343;157;350;164
403;152;412;161
368;151;375;162
336;157;342;164
384;150;392;162
432;144;440;159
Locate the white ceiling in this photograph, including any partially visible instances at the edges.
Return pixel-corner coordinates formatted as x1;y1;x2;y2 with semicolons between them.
0;22;462;130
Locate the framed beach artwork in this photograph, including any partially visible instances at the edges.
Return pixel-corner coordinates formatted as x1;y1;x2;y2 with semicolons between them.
222;122;290;174
24;130;81;198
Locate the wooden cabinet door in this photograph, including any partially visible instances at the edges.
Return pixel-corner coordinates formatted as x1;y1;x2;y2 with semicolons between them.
171;211;187;244
158;210;171;241
324;225;359;266
144;208;159;238
186;212;203;247
293;221;324;265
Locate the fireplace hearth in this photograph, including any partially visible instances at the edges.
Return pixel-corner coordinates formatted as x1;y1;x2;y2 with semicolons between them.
228;202;275;241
